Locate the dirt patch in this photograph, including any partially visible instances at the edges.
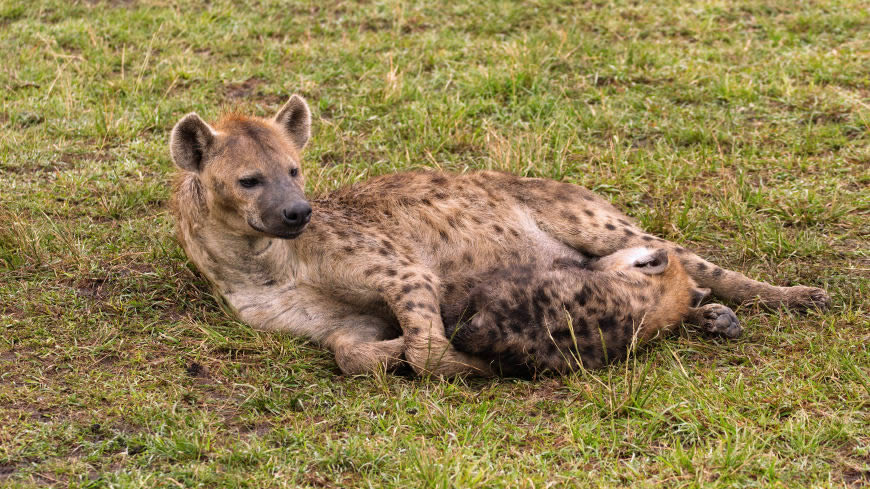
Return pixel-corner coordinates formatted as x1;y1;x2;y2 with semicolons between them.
186;361;207;378
222;77;286;106
60;150;111;165
84;0;137;6
74;277;112;301
0;462;18;479
842;467;870;487
224;77;265;100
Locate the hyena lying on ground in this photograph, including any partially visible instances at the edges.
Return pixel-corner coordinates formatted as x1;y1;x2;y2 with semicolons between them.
442;247;740;377
169;94;830;377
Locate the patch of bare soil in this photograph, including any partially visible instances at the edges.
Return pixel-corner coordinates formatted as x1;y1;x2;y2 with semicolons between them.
223;77;287;106
224;77;265;100
841;466;870;487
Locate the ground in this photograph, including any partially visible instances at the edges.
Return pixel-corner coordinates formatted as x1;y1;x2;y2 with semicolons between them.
0;0;868;487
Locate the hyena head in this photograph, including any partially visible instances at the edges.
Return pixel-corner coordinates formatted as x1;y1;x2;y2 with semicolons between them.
170;95;313;239
590;247;711;308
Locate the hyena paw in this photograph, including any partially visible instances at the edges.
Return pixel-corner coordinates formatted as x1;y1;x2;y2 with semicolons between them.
696;304;742;338
405;339;493;377
785;286;831;310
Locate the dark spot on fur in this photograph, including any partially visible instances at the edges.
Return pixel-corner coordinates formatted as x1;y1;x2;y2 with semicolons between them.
462;252;473;263
404;301;416;311
624;228;635;236
605;223;616;231
400;272;414;280
364;265;382;276
433;191;447;200
343;246;354;254
492;224;504;234
560;210;577;222
675;247;687;254
421;198;432;206
584;209;594;217
431;175;448;185
712;267;723;277
386;268;398;277
509;228;520;238
439;230;449;242
618;219;630;226
697;262;708;272
573;287;589;306
642;235;654;241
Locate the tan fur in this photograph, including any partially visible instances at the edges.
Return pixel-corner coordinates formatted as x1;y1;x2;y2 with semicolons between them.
169;96;831;377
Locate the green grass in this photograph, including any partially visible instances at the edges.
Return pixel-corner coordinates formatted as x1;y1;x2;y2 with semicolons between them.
1;0;868;487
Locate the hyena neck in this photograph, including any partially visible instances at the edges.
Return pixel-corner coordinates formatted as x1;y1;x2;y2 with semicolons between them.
178;218;303;296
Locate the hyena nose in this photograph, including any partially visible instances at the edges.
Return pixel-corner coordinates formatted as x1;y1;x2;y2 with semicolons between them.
282;202;312;228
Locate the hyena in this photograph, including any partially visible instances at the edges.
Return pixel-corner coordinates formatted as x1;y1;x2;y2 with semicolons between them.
169;94;830;377
442;247;740;377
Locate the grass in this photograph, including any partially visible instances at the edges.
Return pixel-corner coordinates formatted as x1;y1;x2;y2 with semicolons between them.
0;0;868;487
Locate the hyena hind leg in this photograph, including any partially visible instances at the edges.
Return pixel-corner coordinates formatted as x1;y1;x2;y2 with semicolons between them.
685;304;742;338
672;250;831;310
533;205;830;309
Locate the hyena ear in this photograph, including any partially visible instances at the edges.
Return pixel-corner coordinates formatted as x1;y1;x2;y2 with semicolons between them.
273;94;311;150
690;287;712;307
633;248;669;275
170;113;216;173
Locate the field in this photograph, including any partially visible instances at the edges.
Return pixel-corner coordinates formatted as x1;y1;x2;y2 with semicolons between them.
1;0;868;487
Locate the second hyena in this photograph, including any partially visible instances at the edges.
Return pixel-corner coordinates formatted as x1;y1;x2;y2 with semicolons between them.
442;247;740;376
169;94;830;377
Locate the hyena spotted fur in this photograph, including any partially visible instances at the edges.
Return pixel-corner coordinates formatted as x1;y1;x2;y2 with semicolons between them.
169;94;830;377
442;248;740;377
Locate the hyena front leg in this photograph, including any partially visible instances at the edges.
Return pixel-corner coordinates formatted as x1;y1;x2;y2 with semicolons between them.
328;332;406;375
362;264;494;377
522;180;830;309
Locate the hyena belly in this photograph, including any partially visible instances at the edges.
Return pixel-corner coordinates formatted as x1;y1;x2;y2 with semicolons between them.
442;263;672;376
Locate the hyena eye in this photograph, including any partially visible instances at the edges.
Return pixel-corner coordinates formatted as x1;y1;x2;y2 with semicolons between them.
238;177;261;188
289;167;299;177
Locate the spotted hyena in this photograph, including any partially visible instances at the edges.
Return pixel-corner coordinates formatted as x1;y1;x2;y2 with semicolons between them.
442;247;740;376
169;94;830;377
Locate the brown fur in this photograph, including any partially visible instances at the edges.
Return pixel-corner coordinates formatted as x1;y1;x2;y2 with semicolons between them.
169;95;831;377
442;248;740;376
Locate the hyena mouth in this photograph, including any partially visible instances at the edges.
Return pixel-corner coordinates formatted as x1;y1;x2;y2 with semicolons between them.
247;219;307;240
